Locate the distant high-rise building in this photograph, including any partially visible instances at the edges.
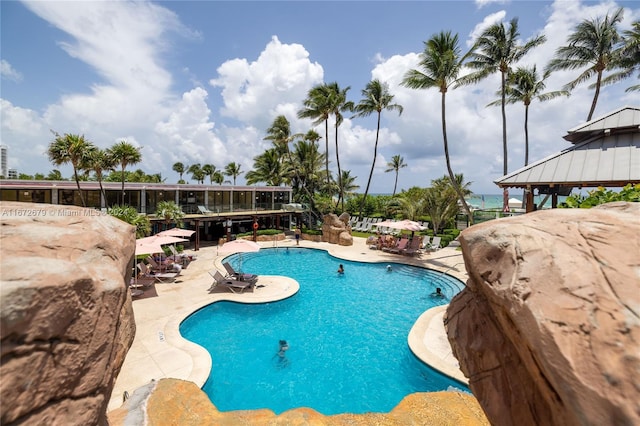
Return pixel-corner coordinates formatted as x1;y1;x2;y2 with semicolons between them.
7;168;18;179
0;145;7;178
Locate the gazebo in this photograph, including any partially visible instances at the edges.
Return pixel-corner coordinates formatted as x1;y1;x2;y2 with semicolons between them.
495;106;640;212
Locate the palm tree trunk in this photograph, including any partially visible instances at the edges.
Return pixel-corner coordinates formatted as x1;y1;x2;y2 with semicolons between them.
392;172;398;196
334;123;343;211
73;166;87;207
522;104;530;211
98;174;109;209
121;166;126;205
358;112;381;219
441;92;473;225
324;120;330;187
501;70;509;212
587;71;603;121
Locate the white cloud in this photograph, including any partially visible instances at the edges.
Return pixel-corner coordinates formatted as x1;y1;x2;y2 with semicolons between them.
475;0;510;9
467;10;507;46
1;60;23;82
210;36;324;131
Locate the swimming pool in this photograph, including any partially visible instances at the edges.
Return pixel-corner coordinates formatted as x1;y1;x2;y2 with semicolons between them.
180;247;467;415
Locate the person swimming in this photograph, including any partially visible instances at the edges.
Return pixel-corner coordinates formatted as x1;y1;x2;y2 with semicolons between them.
431;287;445;298
386;265;392;272
337;264;344;274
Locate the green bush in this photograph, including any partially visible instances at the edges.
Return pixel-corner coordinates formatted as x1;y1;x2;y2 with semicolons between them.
237;229;283;238
303;229;322;236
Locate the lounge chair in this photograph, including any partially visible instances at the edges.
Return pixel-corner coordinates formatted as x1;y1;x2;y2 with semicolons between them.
146;256;181;274
402;237;422;256
426;236;442;251
198;205;214;215
222;262;258;284
385;237;409;254
137;262;178;283
208;270;254;294
420;236;431;250
168;245;196;264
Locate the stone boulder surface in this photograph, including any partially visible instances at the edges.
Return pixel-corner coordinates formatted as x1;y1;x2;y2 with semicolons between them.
0;202;136;425
446;202;640;426
108;378;489;425
321;213;353;246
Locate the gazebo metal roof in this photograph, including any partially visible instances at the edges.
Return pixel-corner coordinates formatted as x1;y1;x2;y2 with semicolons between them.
495;106;640;193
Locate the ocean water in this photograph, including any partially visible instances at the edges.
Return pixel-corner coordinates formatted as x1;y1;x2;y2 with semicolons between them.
466;193;568;210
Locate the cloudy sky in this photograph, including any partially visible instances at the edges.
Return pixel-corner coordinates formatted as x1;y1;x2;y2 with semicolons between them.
1;0;638;194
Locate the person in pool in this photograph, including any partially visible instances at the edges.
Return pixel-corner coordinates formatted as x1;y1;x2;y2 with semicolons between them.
431;287;445;298
337;264;344;274
278;339;289;357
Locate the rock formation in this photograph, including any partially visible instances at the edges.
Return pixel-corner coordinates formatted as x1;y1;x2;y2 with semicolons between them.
0;202;136;425
321;213;353;246
446;202;640;426
108;378;489;425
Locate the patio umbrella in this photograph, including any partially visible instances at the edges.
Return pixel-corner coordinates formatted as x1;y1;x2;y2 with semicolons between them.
217;239;261;272
376;219;426;232
135;241;164;256
157;228;196;238
137;235;188;246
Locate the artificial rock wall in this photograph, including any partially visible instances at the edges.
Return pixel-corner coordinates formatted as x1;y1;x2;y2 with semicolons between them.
0;202;136;425
446;202;640;426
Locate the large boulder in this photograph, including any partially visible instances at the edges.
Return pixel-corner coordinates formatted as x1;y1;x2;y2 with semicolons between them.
446;202;640;426
321;213;353;246
108;378;489;425
0;202;136;425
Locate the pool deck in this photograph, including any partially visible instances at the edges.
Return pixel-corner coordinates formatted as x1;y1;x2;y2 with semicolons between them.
108;235;469;412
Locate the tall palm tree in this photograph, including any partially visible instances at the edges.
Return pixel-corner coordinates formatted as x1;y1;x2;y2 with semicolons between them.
352;79;403;219
107;140;141;205
326;82;354;210
488;65;569;168
87;148;116;208
603;20;640;92
290;138;326;204
546;8;624;120
172;162;186;183
402;31;474;224
47;132;96;207
224;162;242;185
384;155;407;196
464;18;546;202
298;84;333;187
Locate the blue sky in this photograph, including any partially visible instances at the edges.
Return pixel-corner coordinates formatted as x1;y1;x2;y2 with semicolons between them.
1;0;638;194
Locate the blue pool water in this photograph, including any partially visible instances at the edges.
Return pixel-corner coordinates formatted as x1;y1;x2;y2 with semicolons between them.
180;247;467;415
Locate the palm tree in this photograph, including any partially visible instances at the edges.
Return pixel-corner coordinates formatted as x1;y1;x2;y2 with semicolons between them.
603;20;640;92
402;31;475;224
546;8;624;120
155;200;185;231
47;132;96;207
46;169;65;180
423;177;460;234
86;148;116;208
488;66;569;168
202;164;218;184
326;82;354;210
224;162;242;185
212;170;224;185
246;148;286;186
107;140;141;205
464;18;546;200
172;162;186;183
298;84;333;187
338;170;359;212
352;79;403;219
291;138;326;205
108;205;151;238
384;155;407;196
187;163;204;184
